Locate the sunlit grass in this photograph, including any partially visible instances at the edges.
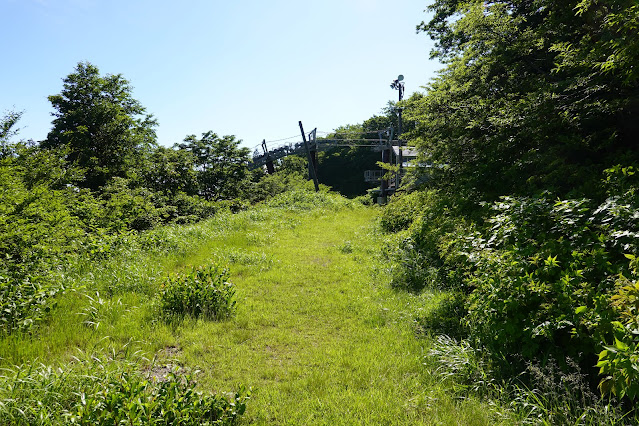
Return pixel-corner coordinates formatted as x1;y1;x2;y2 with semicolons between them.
170;205;512;424
0;194;515;424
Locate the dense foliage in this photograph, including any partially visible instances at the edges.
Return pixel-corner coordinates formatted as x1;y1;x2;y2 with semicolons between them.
0;359;249;425
177;132;251;201
405;0;639;205
379;0;639;416
42;62;157;190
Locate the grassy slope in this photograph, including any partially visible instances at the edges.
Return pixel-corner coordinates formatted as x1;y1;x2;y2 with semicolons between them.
174;206;504;424
1;199;509;424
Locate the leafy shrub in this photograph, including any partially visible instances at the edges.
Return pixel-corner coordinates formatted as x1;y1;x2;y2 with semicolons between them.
169;192;221;223
603;164;638;199
381;191;475;291
597;255;639;400
0;274;63;334
99;177;163;232
264;188;354;211
97;178;226;231
243;171;305;204
352;194;374;206
0;171;84;276
380;190;433;232
385;181;639;401
67;371;249;425
464;194;639;371
0;360;249;425
417;292;467;339
159;264;236;322
0;157;84;334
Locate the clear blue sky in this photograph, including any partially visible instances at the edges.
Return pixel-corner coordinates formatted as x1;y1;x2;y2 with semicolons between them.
1;0;441;151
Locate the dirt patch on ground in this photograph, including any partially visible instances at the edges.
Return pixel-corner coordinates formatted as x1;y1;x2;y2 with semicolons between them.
144;346;185;382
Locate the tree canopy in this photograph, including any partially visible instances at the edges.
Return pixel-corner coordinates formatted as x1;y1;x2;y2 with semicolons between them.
406;0;639;205
177;131;250;201
43;62;157;190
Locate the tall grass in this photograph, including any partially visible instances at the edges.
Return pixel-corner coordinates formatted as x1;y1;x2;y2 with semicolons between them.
0;188;526;424
0;351;249;425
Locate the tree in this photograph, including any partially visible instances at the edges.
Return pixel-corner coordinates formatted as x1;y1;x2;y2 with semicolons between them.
0;110;22;158
139;146;198;197
43;62;157;190
318;123;380;197
177;131;250;201
315;107;416;197
407;0;639;206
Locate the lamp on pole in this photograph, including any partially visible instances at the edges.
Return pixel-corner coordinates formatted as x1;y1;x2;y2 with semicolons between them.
390;75;405;187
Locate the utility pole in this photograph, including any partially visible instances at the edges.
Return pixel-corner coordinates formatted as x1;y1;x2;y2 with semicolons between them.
379;127;394;205
390;75;405;187
262;139;275;174
299;121;320;192
308;128;319;181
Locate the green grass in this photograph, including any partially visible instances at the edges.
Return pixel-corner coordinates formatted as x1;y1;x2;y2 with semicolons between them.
170;205;510;424
0;195;515;424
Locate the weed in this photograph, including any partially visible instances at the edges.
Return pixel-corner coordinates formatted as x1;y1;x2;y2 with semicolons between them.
0;274;64;334
77;292;126;330
212;249;273;271
158;264;236;322
0;358;249;425
338;240;353;254
264;188;356;211
425;335;496;397
510;358;632;425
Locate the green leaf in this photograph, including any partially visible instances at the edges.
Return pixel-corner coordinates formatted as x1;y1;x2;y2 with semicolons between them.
614;337;630;351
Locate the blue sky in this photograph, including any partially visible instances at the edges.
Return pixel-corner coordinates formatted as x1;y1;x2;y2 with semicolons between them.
1;0;441;151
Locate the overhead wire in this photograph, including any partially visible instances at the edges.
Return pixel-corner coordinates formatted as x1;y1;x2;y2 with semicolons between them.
316;127;392;136
252;127;397;153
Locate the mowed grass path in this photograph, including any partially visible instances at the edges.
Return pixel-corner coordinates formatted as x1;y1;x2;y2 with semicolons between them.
0;198;505;424
174;205;499;425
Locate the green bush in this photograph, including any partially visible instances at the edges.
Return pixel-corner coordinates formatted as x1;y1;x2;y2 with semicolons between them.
159;264;236;322
597;255;639;400
381;191;475;292
67;371;249;425
464;193;638;378
352;193;374;206
417;292;467;339
0;360;249;425
169;192;221;223
380;190;433;232
0;155;85;334
99;177;163;232
0;274;63;334
0;170;84;275
384;182;639;399
244;170;308;204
